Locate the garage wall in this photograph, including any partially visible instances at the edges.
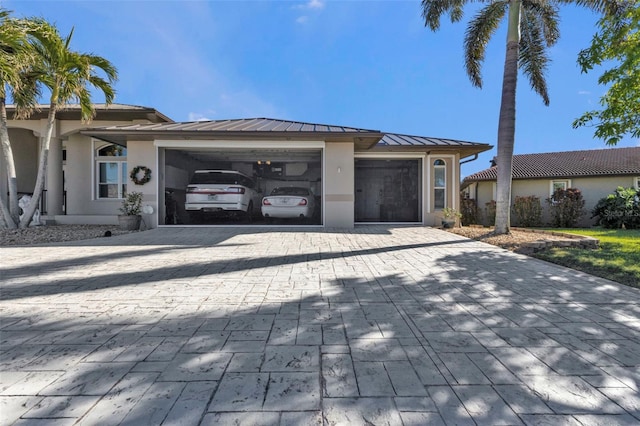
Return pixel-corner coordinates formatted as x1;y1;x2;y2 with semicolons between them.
127;140;158;227
324;142;354;228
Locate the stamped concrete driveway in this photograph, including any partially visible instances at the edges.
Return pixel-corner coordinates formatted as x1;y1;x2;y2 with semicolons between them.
1;225;639;425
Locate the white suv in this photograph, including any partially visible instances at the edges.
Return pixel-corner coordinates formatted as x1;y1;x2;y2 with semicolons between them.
185;170;261;222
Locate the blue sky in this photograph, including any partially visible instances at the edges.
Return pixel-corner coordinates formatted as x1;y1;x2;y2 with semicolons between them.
6;0;638;177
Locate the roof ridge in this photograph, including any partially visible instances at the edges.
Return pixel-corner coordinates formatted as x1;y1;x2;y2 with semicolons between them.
187;117;381;133
464;146;640;181
515;146;640;157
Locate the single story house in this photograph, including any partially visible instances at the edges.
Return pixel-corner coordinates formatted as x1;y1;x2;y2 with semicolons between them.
2;104;492;228
462;147;640;227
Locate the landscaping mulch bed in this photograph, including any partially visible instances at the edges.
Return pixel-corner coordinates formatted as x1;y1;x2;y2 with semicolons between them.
445;226;597;254
0;225;137;246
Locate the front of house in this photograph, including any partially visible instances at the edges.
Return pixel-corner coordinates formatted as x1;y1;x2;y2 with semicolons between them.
2;104;491;228
463;147;640;227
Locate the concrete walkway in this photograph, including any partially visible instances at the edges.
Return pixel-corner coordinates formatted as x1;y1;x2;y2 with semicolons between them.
1;226;639;425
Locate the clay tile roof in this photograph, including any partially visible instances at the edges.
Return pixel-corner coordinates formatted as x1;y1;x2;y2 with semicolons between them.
464;147;640;182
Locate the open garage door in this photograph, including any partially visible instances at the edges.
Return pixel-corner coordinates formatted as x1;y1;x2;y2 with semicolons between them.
162;148;322;226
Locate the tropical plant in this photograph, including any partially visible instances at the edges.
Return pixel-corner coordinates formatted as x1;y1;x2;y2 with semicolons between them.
0;9;40;228
485;200;496;226
420;0;618;235
546;187;585;227
442;206;462;219
0;12;118;228
573;2;640;146
512;195;542;227
460;195;479;225
119;191;143;216
592;186;640;229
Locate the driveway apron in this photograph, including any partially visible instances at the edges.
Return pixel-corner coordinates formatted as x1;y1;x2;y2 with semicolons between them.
1;226;639;425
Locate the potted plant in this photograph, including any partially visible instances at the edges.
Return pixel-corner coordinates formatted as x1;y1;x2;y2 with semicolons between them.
441;207;461;228
118;191;143;230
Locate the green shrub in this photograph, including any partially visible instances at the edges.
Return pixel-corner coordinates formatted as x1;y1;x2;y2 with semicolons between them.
460;196;479;225
546;188;585;228
484;200;496;226
592;187;640;229
512;195;542;227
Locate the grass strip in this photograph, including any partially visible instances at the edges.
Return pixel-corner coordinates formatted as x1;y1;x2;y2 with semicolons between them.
534;228;640;288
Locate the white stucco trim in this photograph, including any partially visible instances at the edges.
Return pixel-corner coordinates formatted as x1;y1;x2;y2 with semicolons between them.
153;140;326;149
426;154;456;213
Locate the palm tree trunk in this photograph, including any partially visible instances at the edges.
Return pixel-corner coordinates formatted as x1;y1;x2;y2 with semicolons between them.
494;0;521;235
0;98;19;228
19;101;56;228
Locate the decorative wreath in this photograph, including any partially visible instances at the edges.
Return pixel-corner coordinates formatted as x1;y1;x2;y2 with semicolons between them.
130;166;152;185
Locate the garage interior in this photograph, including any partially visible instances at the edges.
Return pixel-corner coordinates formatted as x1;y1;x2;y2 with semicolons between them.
355;158;422;222
163;148;322;225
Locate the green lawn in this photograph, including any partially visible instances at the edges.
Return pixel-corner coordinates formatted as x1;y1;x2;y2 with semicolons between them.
534;228;640;288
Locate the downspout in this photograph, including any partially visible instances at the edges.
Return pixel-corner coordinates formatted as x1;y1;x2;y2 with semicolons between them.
459;153;478;165
460;153;481;217
459;153;479;198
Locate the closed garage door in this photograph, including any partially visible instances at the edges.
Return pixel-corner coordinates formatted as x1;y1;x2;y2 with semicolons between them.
355;158;422;222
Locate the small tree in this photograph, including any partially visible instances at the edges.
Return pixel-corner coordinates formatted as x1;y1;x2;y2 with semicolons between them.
573;3;640;146
592;186;640;229
460;195;479;225
546;188;585;228
512;195;542;227
484;200;496;227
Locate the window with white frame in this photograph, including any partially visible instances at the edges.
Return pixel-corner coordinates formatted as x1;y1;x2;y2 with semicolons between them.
635;177;640;190
95;142;127;199
550;179;570;195
434;159;446;209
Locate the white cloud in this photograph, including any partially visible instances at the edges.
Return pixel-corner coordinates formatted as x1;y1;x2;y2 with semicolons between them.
215;90;283;118
188;112;214;122
307;0;325;9
293;0;325;10
578;90;591;95
296;15;309;24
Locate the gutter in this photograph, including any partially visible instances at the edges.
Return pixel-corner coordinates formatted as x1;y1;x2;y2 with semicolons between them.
459;153;479;165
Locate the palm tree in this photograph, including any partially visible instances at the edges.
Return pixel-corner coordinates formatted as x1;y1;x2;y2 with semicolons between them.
0;9;40;228
421;0;618;234
10;18;118;228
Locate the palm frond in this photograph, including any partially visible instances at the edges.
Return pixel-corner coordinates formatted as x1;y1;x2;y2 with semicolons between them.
519;7;552;105
464;1;507;88
523;0;560;45
421;0;476;31
554;0;629;15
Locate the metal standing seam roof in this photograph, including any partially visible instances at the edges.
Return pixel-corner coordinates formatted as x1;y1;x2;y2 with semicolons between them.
6;103;173;123
83;117;491;151
464;147;640;181
378;133;489;147
90;117;382;134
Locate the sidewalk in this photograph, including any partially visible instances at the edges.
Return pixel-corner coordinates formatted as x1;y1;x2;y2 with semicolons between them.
1;226;639;425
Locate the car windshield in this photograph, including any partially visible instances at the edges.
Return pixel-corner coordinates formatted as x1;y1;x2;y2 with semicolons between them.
270;187;310;196
190;172;244;185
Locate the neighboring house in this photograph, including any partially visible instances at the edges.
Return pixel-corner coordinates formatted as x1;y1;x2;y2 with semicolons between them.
2;104;491;228
462;147;640;227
